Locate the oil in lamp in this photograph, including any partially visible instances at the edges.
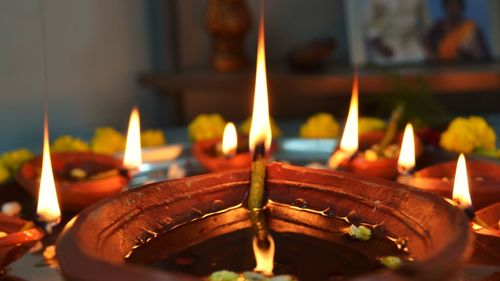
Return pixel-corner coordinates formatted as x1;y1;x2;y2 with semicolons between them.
396;123;416;185
450;154;500;266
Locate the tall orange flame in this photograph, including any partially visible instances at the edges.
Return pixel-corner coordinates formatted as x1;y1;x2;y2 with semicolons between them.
123;107;142;169
36;113;61;223
397;123;416;173
339;75;359;153
452;154;473;210
253;235;275;276
249;11;272;153
222;122;238;157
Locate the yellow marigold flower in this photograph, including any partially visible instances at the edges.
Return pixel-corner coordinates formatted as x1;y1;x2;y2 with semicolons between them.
359;117;386;135
141;129;166;147
52;135;89;153
90;127;126;155
0;164;10;184
299;113;339;138
239;117;282;138
440;116;496;154
188;114;226;141
0;148;34;173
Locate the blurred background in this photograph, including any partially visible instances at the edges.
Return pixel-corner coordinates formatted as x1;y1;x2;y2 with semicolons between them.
1;0;499;151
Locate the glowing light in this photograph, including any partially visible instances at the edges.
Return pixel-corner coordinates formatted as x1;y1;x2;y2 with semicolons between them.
222;122;238;157
339;75;359;153
123;106;142;169
452;154;473;210
253;235;275;276
249;12;272;153
398;123;416;173
36;114;61;223
327;75;358;169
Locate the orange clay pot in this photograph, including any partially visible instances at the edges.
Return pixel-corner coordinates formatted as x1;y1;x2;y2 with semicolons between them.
410;161;500;210
17;152;129;212
0;213;43;273
468;202;500;266
341;131;423;180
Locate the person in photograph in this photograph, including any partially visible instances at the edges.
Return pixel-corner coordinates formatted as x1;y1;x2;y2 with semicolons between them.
424;0;490;61
364;0;429;64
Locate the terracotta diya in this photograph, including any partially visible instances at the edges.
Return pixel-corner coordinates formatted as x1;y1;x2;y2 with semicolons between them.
468;202;500;266
57;162;471;281
192;139;252;172
340;131;423;180
17;152;129;212
410;160;500;210
0;213;43;275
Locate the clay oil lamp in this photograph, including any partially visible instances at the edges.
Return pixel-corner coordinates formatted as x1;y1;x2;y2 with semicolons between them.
18;111;134;212
449;154;500;267
328;81;421;180
0;213;44;275
409;157;500;210
58;8;472;281
56;162;473;281
192;122;253;172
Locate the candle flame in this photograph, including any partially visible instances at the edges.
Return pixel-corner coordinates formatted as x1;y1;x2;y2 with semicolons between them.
452;154;473;210
222;122;238;157
339;75;359;153
398;123;416;173
123;106;142;169
249;12;272;153
36;114;61;223
253;235;275;276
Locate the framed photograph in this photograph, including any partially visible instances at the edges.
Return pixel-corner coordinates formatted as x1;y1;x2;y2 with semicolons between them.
345;0;496;66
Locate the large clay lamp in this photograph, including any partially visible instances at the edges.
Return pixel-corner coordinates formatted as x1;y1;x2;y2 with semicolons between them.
192;122;252;172
450;154;500;266
56;162;473;281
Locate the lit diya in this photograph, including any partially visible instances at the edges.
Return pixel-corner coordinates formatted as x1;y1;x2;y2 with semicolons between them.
56;162;472;281
449;154;500;267
57;8;471;281
0;214;43;275
17;108;145;212
328;84;422;180
409;158;500;210
193;122;253;172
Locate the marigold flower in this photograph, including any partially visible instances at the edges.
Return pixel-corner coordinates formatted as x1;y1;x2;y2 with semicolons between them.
141;130;166;147
52;135;89;152
90;127;126;155
359;117;386;135
0;148;34;173
299;113;339;138
188;114;226;142
440;116;496;153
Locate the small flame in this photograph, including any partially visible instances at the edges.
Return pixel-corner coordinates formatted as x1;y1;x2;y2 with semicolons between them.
452;154;473;210
249;11;272;153
123;107;142;169
339;75;359;153
398;123;416;173
36;114;61;223
222;122;238;157
253;235;275;276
